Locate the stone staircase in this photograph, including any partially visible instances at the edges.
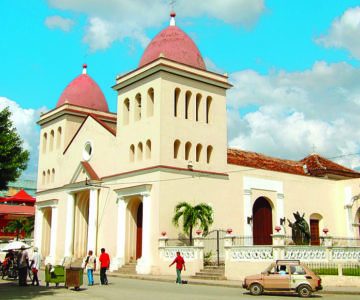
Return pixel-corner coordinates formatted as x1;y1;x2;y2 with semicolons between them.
192;265;226;280
115;262;137;274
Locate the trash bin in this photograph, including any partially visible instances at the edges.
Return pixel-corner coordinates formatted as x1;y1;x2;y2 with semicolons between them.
45;265;66;287
65;267;83;291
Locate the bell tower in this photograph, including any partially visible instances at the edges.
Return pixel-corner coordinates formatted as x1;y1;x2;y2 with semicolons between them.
113;13;231;174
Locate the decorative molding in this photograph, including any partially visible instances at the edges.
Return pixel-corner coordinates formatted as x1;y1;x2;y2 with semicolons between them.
35;199;58;209
231;246;273;261
164;247;196;261
244;189;252;196
284;246;327;261
115;184;152;199
331;247;360;260
277;193;284;200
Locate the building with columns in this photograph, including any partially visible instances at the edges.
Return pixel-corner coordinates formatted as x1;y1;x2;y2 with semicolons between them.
34;13;360;274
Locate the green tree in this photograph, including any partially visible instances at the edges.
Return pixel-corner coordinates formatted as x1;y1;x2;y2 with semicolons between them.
172;202;214;245
0;107;29;190
4;217;33;240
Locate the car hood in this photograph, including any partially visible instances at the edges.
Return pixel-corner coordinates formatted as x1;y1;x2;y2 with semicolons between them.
245;274;263;281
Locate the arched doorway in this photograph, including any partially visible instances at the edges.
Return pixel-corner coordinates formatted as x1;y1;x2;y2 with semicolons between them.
73;191;89;258
42;207;52;258
310;213;322;246
253;197;273;245
136;202;143;259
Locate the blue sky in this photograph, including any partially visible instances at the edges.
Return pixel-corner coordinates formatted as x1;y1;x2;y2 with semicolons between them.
1;0;360;179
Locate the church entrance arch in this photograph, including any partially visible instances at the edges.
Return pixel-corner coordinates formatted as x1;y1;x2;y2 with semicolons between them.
73;190;89;258
252;197;273;245
136;202;143;259
355;207;360;243
42;207;52;258
125;197;143;262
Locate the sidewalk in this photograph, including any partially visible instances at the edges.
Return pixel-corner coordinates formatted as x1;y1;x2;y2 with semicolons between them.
100;271;360;295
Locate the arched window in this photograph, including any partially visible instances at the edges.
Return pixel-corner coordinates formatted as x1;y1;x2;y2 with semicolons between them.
207;145;213;163
174;140;181;159
56;127;62;149
196;144;202;162
42;171;46;185
51;169;55;183
146;140;151;159
47;169;50;184
137;142;143;161
42;132;47;153
196;94;202;122
206;96;212;124
174;88;180;117
123;98;130;125
185;91;192;120
135;93;141;121
185;142;192;160
49;130;54;151
147;88;154;117
129;144;135;162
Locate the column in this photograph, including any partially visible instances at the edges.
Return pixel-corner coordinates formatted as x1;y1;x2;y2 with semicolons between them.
276;193;285;232
64;193;75;258
48;205;58;264
243;189;252;245
35;207;44;249
136;192;152;274
111;196;128;271
87;188;98;253
344;187;354;246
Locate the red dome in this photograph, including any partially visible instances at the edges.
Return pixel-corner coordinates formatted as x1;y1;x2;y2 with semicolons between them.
56;70;109;112
138;25;206;70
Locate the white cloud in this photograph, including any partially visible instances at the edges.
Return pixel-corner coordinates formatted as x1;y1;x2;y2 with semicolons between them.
44;15;75;32
0;97;48;180
315;6;360;59
47;0;265;51
227;61;360;170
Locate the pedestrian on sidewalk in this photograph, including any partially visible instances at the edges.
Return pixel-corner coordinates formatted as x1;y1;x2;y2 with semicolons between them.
169;251;186;284
17;245;29;286
30;247;42;286
84;250;96;286
99;248;110;285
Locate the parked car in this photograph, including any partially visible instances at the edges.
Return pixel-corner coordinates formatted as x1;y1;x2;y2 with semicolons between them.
242;260;322;297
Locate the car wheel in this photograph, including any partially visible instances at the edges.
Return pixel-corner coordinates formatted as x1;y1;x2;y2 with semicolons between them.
249;283;263;296
297;284;312;298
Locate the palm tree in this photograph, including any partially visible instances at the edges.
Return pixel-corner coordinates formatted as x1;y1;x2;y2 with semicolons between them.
172;202;214;245
4;217;33;240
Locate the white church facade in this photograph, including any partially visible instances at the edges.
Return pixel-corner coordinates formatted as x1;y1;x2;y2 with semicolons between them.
34;13;360;275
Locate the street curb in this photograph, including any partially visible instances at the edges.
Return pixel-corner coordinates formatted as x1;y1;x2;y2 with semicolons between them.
105;272;360;295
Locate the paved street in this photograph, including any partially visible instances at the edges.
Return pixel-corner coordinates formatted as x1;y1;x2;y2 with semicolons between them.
1;273;360;300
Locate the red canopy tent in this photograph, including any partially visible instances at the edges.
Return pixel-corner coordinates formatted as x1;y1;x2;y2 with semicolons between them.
0;189;36;206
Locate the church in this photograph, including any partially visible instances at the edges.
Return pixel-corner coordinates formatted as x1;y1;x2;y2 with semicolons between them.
34;13;360;274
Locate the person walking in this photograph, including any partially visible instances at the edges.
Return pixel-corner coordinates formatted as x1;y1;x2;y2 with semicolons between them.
84;250;96;286
169;251;186;284
30;247;42;286
17;245;29;286
99;248;110;285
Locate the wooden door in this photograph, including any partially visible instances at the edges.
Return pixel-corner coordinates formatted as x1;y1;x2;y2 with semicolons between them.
136;202;143;259
310;219;320;246
253;197;273;245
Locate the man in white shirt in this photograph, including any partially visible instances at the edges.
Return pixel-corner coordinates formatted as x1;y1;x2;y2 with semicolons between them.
30;247;42;286
84;250;96;286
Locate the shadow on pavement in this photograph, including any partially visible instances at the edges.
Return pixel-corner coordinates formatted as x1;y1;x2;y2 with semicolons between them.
0;279;59;299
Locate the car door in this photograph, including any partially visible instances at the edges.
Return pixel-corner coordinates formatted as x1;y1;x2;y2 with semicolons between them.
263;265;290;291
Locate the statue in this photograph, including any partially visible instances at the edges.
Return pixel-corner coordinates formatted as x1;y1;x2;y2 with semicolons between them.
287;212;311;245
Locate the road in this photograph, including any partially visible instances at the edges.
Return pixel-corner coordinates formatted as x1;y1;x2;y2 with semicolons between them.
0;273;358;300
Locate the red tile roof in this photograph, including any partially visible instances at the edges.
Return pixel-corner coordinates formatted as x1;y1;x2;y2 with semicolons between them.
6;189;35;202
227;148;305;176
0;204;35;215
300;154;360;178
227;149;360;179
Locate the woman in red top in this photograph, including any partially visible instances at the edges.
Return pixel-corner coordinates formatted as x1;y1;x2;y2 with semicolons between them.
169;251;186;284
99;248;110;285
